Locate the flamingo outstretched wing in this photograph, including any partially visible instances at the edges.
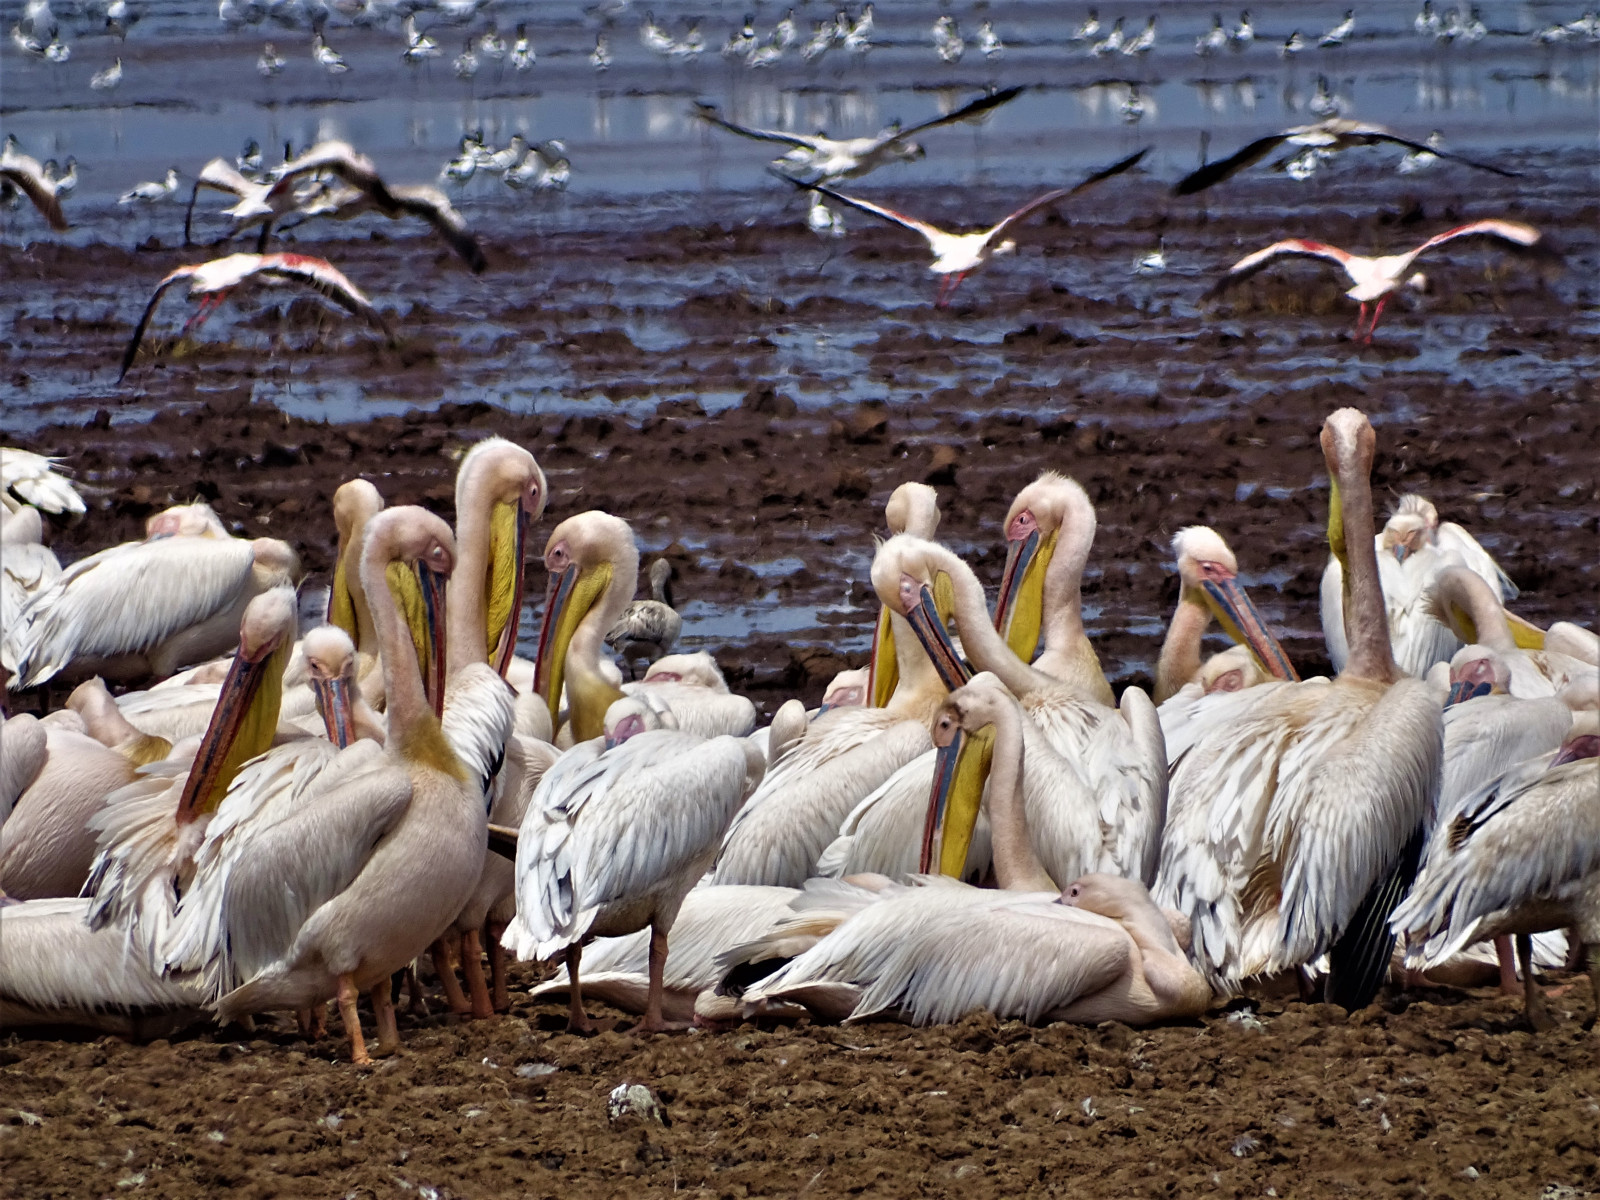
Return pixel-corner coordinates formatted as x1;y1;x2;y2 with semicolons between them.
1206;238;1356;297
692;103;818;150
895;86;1025;141
118;265;200;381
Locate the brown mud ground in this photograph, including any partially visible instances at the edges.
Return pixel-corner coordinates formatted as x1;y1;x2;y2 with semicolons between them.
3;175;1599;1198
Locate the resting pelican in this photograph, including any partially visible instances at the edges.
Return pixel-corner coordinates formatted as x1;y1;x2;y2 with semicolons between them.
2;522;300;688
213;507;488;1064
1322;496;1515;679
433;438;544;1019
830;530;1168;886
1;447;85;514
529;883;800;1023
505;694;758;1032
1155;526;1299;704
1155;409;1442;1010
1428;567;1596;699
0;712;47;825
744;681;1209;1025
868;480;941;710
711;533;970;887
1391;715;1599;1030
627;651;757;739
1;505;61;637
82;585;300;962
605;558;681;679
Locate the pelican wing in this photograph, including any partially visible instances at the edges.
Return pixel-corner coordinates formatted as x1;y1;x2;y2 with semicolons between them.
1208;239;1354;297
1;448;86;513
0;164;67;230
442;662;516;806
1381;547;1465;678
512;731;748;954
163;740;407;999
386;184;487;273
118;266;198;381
1437;695;1572;828
5;535;257;687
1434;520;1518;600
748;888;1128;1025
692;102;817;149
1172;132;1290;195
1392;751;1600;965
895;86;1025;140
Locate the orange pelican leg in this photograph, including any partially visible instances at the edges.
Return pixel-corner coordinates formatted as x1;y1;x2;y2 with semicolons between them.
431;935;473;1014
485;918;511;1012
639;925;678;1033
370;981;401;1057
337;972;372;1065
459;928;496;1019
1495;934;1519;994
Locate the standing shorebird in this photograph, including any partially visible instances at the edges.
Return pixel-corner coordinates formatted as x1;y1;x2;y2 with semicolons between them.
606;558;682;678
1206;220;1550;341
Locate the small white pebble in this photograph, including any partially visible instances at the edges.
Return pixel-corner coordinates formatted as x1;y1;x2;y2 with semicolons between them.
1460;1166;1479;1180
207;1130;226;1142
516;1062;557;1079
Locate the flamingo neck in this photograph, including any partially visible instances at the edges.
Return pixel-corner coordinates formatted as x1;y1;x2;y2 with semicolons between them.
936;546;1049;699
1336;455;1400;684
1155;594;1210;704
986;700;1057;893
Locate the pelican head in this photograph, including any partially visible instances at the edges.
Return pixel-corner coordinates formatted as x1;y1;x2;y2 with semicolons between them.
603;693;677;749
1380;511;1429;564
1320;408;1376;564
1059;873;1152;920
456;437;547;674
1444;644;1507;706
1553;712;1600;766
819;666;868;712
870;534;971;692
1393;493;1439;536
994;471;1086;661
643;651;727;690
1173;526;1298;683
1198;644;1270;694
534;510;635;741
923;674;1007;876
871;483;943;708
367;506;456;719
174;584;298;824
328;477;384;642
302;623;359;746
145;501;227;539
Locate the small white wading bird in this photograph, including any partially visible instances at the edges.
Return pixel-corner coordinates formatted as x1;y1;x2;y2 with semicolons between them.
1172;118;1518;195
1154;409;1443;1010
118;167;180;205
797;149;1147;306
693;87;1023;185
118;252;394;382
1207;220;1549;341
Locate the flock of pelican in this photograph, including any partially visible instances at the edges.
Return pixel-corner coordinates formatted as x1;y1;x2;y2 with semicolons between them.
0;406;1594;1061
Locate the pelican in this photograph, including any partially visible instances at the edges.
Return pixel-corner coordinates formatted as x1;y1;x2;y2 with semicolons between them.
1430;567;1595;698
1391;715;1600;1030
81;585;300;962
529;883;800;1023
118;252;395;382
1546;622;1599;667
0;712;47;825
207;508;485;1063
794;149;1147;307
0;137;70;230
605;557;680;678
504;693;759;1032
693;88;1022;186
1322;494;1520;678
1154;409;1443;1010
1173;118;1517;195
710;532;971;888
626;651;757;740
1155;526;1300;705
318;477;386;707
1;447;85;514
1;505;61;636
868;480;942;710
741;683;1210;1026
432;438;544;1019
1;518;299;688
1208;220;1548;341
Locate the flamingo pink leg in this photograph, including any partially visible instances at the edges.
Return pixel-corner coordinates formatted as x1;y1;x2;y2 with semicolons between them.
1354;301;1369;341
181;289;232;336
1363;295;1389;343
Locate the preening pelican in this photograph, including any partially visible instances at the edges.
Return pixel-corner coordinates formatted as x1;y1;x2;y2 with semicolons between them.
505;694;758;1031
2;523;300;689
213;507;488;1065
1391;714;1600;1030
1155;409;1442;1010
1428;567;1596;699
1;505;61;637
529;883;800;1023
1;449;85;515
868;481;942;709
82;585;300;962
1155;526;1299;704
606;558;681;679
711;531;970;887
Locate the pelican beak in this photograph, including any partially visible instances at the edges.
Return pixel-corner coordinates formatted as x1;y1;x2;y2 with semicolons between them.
903;578;972;691
488;497;534;677
921;723;994;876
994;524;1059;663
1446;679;1492;707
313;673;355;748
328;547;357;642
174;633;291;824
1552;734;1600;767
1505;610;1547;651
1199;575;1300;683
419;559;449;719
1392;543;1411;564
868;605;898;708
533;559;613;728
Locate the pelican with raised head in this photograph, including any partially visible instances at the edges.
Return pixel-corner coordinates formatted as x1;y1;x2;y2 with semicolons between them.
868;481;942;710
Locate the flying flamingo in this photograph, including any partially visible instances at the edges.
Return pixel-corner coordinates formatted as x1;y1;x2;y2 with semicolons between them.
794;148;1148;307
119;252;393;382
1206;220;1549;341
